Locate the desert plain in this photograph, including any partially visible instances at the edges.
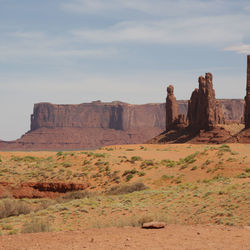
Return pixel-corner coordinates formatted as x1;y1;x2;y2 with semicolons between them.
0;143;249;249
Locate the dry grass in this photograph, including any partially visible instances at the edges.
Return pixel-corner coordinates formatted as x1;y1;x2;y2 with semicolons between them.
0;144;249;235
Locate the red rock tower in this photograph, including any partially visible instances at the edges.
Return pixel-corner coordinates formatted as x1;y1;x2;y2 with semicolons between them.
245;55;250;128
187;73;225;132
166;85;178;130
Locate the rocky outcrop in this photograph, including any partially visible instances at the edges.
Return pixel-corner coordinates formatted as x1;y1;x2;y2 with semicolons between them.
245;55;250;128
149;73;233;145
187;73;225;132
0;182;89;199
165;85;178;130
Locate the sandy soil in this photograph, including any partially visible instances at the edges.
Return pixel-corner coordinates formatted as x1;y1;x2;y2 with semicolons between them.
0;225;249;250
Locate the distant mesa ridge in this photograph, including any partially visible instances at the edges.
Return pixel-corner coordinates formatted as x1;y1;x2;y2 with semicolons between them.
0;98;244;150
30;101;166;131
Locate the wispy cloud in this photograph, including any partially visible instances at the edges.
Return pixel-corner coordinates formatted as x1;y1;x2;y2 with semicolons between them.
224;44;250;54
61;0;245;16
72;15;250;46
0;31;117;62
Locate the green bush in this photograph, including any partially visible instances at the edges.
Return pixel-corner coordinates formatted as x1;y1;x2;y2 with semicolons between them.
56;151;63;157
161;159;176;168
130;156;143;162
140;160;154;169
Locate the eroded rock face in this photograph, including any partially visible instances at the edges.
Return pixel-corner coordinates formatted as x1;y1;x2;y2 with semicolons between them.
187;73;225;132
165;85;179;130
0;182;89;199
30;102;166;131
245;55;250;128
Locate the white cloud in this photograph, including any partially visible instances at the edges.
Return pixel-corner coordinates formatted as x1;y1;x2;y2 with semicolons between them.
224;44;250;54
72;15;250;46
244;6;250;11
61;0;240;16
0;31;117;62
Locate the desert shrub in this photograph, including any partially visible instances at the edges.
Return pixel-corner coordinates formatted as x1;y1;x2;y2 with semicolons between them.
179;152;199;165
0;199;31;219
37;199;55;210
62;162;71;168
8;229;18;235
179;165;188;170
56;151;63;157
161;175;174;180
95;161;108;167
107;182;148;195
83;160;91;165
140;160;154;169
21;218;51;234
130;156;143;162
191;166;198;171
161;159;176;168
1;224;13;230
62;191;91;200
105;148;114;151
137;171;146;177
236;173;249;178
123;168;138;176
125;174;132;181
93;153;106;158
218;144;231;153
202;159;212;167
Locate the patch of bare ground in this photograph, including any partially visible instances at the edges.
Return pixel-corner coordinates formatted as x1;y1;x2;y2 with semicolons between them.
0;225;249;250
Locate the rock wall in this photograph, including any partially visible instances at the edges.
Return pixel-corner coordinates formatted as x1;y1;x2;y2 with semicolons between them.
30;102;166;131
187;73;225;131
245;55;250;128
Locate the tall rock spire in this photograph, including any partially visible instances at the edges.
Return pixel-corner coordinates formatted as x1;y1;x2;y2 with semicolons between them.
245;55;250;128
165;85;178;130
187;72;225;132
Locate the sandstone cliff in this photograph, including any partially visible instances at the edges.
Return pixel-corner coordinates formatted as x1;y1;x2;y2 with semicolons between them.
30;101;166;131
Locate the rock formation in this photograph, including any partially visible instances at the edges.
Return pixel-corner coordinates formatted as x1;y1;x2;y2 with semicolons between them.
165;85;179;130
187;73;225;132
149;72;233;144
245;55;250;128
30;102;166;131
0;98;245;150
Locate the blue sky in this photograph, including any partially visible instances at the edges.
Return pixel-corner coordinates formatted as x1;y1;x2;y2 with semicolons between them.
1;0;250;140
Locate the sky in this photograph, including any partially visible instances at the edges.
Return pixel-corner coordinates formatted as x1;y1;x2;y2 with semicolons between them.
1;0;250;140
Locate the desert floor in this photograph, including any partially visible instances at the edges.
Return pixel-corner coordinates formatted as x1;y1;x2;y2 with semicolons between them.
0;225;250;250
0;143;249;249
